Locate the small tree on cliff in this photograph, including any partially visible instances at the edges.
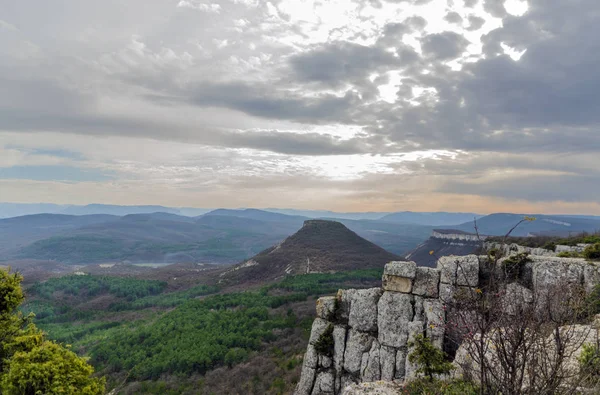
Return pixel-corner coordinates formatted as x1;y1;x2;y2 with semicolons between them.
0;269;105;395
408;334;455;381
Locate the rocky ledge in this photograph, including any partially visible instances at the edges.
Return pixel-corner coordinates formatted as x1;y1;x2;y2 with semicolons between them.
295;255;600;395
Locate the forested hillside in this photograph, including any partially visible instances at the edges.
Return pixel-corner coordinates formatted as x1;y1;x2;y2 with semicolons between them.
23;270;384;394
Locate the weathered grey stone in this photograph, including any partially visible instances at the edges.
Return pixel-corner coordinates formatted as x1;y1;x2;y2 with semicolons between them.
584;263;600;294
394;348;407;380
413;267;440;298
319;355;332;369
437;256;457;284
377;292;413;347
316;296;337;320
341;381;404;395
340;375;358;395
556;244;589;253
408;320;425;343
361;340;381;382
332;325;347;375
343;329;375;374
414;295;425;322
379;345;396;381
348;288;382;332
503;282;533;315
532;256;585;293
438;255;480;286
384;261;417;278
295;366;316;395
456;255;480;287
382;275;412;293
424;300;445;348
439;282;455;303
304;345;318;369
309;318;330;345
311;370;335;394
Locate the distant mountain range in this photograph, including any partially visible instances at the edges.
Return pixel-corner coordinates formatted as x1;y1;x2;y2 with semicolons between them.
1;203;484;226
0;203;212;218
0;209;432;264
2;205;599;266
222;219;402;283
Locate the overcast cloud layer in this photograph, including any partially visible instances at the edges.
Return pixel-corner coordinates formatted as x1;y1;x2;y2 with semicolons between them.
1;0;599;214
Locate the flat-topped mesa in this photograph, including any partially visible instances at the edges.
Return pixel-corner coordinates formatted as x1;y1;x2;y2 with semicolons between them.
295;253;600;395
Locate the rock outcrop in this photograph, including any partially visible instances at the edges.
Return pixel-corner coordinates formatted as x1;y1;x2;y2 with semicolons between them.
295;254;600;395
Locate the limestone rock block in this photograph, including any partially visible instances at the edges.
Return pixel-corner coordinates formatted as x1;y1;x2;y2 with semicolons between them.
340;375;358;395
384;260;417;278
424;300;445;348
361;340;381;382
319;355;332;369
532;256;584;293
348;288;382;332
382;275;412;293
309;318;330;346
311;370;335;395
414;295;425;322
438;255;479;287
333;325;347;374
341;381;404;395
439;282;455;303
303;345;318;369
437;256;458;284
584;263;600;294
316;296;337;320
295;366;316;395
407;320;425;343
395;348;407;380
503;282;533;315
380;345;396;381
377;292;413;347
456;255;480;287
413;267;440;298
336;289;352;323
343;329;375;374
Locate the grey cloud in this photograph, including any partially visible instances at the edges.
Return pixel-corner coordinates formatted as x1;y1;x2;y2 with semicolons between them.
466;15;485;31
463;0;478;7
482;0;507;18
182;81;361;123
217;130;371;155
289;41;401;87
444;12;463;25
420;32;470;60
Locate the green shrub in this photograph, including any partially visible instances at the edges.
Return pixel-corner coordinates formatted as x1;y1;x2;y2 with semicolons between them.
584;243;600;261
579;343;600;384
402;378;479;395
542;241;557;252
314;324;334;357
408;334;454;380
502;252;532;281
557;251;583;258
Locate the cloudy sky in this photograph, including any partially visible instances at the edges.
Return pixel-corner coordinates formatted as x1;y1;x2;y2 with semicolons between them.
1;0;599;214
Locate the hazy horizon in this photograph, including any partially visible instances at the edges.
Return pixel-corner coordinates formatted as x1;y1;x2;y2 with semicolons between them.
2;0;599;215
2;201;600;218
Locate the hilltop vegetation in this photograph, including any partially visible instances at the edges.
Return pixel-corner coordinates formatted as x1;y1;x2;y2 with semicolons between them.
224;220;401;283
